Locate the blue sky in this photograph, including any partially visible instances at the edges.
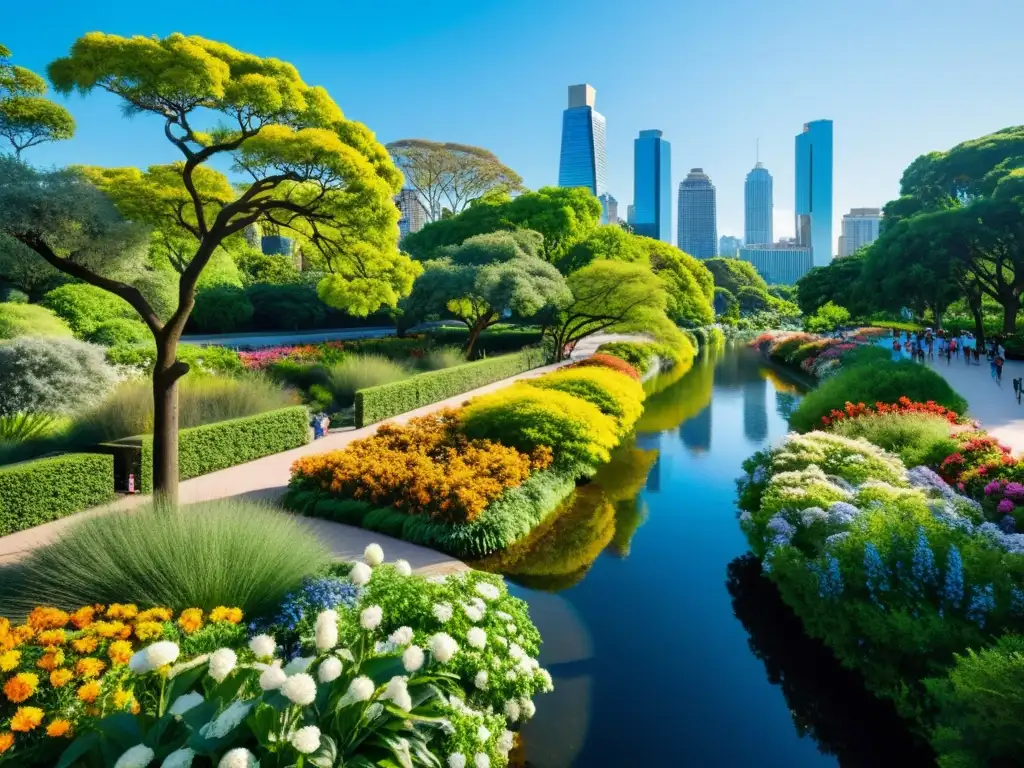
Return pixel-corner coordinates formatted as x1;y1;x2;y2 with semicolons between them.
5;0;1022;251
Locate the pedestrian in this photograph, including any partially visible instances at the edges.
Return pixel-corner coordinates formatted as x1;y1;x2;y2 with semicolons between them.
892;337;903;362
946;342;953;365
927;334;935;361
995;353;1005;383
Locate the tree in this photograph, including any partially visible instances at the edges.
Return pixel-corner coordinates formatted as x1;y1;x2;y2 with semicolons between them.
1;33;417;502
402;186;603;263
703;257;768;296
387;139;523;222
805;301;850;333
545;261;669;361
768;284;797;303
402;230;569;358
795;253;869;316
0;44;74;157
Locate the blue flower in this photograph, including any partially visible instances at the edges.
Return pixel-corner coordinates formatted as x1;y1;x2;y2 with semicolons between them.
766;514;796;547
1011;587;1024;615
910;527;938;592
966;584;995;628
942;545;964;609
812;554;843;598
864;542;889;608
1000;515;1018;534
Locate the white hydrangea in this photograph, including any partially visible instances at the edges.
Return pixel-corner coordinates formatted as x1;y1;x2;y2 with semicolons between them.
260;663;287;691
508;643;524;660
520;697;536;720
350;561;373;586
290;725;321;754
495;610;512;621
476;725;491;743
364;543;385;566
493;636;507;647
506;623;517;635
447;754;467;768
360;605;383;631
505;669;517;681
161;747;196;768
394;559;413;576
474;753;490;768
113;744;155;768
348;675;375;701
318;656;343;683
130;641;181;675
474;582;501;601
218;748;258;768
402;645;424;673
248;634;276;660
466;627;487;650
462;603;484;622
432;602;453;623
389;626;414;646
474;670;489;690
281;673;318;706
504;699;520;722
208;648;237;683
168;691;204;716
498;730;514;754
315;609;339;651
284;656;314;675
537;669;554;693
200;699;253;739
383;675;412;711
430;633;459;663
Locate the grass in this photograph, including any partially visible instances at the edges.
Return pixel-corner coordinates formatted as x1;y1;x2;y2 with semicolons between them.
416;346;466;371
829;412;958;468
0;500;330;618
315;355;411;408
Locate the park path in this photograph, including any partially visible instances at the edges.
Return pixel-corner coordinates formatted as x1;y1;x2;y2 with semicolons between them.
0;333;641;572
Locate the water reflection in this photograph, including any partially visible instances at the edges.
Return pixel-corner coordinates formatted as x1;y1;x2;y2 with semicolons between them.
743;377;769;442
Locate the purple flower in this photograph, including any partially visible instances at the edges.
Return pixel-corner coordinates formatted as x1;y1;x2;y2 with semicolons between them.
998;498;1016;515
1001;515;1018;533
1006;482;1024;499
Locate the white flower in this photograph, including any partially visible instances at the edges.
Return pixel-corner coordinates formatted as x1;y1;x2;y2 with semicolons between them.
474;582;500;601
394;558;413;576
504;699;521;722
318;656;343;683
474;670;489;690
495;610;512;621
114;744;155;768
432;602;453;623
389;626;414;646
508;643;524;660
466;627;487;650
382;675;412;711
520;697;536;720
536;668;553;692
284;656;314;675
290;725;321;754
494;636;507;647
200;699;253;739
348;675;375;701
218;748;258;768
505;669;517;680
208;648;237;683
476;725;491;743
474;754;490;768
350;561;372;585
282;673;318;706
429;633;459;663
161;747;196;768
315;610;339;651
130;641;180;675
506;624;517;635
168;691;204;716
337;648;355;662
364;543;384;566
498;730;514;754
447;754;467;768
360;605;383;631
260;663;287;691
248;634;276;659
462;604;484;622
402;645;424;673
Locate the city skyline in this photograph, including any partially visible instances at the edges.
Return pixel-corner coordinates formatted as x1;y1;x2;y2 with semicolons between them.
557;84;608;211
744;162;773;246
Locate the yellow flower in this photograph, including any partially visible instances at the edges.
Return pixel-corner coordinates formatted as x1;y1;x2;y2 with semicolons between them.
37;629;66;647
72;636;98;654
136;607;172;623
27;608;68;631
108;640;133;666
0;650;20;672
225;607;243;624
69;606;96;629
46;719;72;738
77;680;101;704
12;625;34;645
90;621;126;639
75;658;106;679
134;621;163;642
49;669;74;688
10;706;44;732
36;649;64;671
0;731;12;753
3;672;38;703
105;604;138;621
113;688;136;712
177;609;203;634
208;606;231;623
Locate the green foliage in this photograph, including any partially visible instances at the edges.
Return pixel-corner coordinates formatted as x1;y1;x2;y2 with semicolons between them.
417;345;466;371
796;253;869;316
355;348;547;426
191;284;254;333
838;344;892;369
0;301;72;339
0;43;75;156
233;245;301;285
596;341;657;374
0;411;63;443
790;360;968;432
423;326;544;357
806;301;851;333
244;283;327;330
0;336;117;416
106;342;242;374
40;283;136;336
704;257;768;295
0;453;114;536
526;366;645;435
768;284;798;303
140;406;309;492
714;287;740;320
315;355;411;409
829;412;958;471
0;500;329;616
0;286;28;303
84;317;150;346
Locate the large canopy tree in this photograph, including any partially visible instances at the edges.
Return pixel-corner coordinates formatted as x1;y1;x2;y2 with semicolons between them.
0;43;74;157
387;139;523;222
0;33;417;501
402;230;569;357
795;252;870;317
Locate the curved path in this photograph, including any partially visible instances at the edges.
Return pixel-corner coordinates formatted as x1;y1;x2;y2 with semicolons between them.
0;333;643;572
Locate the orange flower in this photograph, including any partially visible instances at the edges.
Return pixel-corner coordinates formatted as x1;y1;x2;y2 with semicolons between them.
27;608;68;631
136;607;172;623
3;672;38;703
177;609;203;634
36;650;64;671
69;606;96;629
75;658;106;679
113;689;136;712
134;621;163;642
72;636;99;654
90;621;126;639
107;640;133;666
10;706;44;732
46;719;72;738
105;604;138;621
37;629;66;647
0;650;20;672
0;732;12;753
77;680;101;703
49;669;74;688
12;626;34;645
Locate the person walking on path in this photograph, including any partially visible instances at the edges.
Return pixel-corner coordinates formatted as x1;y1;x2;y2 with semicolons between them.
892;337;903;362
996;353;1005;383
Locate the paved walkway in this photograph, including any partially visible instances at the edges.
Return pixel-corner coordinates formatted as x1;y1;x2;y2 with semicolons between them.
0;333;641;570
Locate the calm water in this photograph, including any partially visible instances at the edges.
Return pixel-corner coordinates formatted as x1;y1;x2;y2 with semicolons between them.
475;346;932;767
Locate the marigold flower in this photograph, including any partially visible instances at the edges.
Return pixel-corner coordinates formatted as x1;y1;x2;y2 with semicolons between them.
75;657;106;679
113;688;136;711
208;606;231;623
131;621;162;642
136;607;172;623
72;636;99;654
226;608;242;624
27;607;68;631
77;680;101;703
10;706;44;732
49;669;74;688
108;640;133;666
46;719;72;738
37;629;66;647
105;604;138;621
90;621;125;639
3;672;38;703
12;625;34;644
0;732;12;753
36;650;64;671
177;609;203;634
0;650;20;672
69;606;96;629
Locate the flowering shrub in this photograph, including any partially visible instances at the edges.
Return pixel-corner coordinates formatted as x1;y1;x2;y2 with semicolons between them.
238;341;347;370
564;353;641;381
526;366;645;436
820;396;964;428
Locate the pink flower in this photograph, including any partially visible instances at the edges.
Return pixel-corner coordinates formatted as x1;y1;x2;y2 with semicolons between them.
998;499;1015;514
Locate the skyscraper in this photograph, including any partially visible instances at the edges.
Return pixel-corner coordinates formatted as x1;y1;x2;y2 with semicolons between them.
626;204;635;225
719;235;742;257
744;162;773;245
795;119;834;267
632;129;672;242
839;207;882;257
677;168;718;259
598;193;619;225
558;84;607;205
737;242;813;285
395;188;428;239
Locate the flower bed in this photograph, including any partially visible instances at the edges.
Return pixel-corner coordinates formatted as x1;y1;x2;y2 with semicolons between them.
820;396;965;428
751;328;891;381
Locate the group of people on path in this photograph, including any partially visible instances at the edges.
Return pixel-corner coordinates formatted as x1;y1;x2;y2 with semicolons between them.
892;328;1008;383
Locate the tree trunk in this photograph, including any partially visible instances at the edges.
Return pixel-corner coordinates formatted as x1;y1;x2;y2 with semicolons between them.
973;308;986;351
1002;294;1020;334
462;314;495;360
151;339;190;505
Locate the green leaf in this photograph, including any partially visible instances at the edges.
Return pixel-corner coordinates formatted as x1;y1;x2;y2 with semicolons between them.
359;655;405;685
308;734;339;768
55;732;101;768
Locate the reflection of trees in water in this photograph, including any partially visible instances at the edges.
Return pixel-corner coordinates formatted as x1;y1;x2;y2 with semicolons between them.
726;555;934;766
638;351;717;433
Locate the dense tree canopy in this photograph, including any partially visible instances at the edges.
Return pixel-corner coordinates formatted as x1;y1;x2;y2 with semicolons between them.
0;43;75;157
795;252;870;317
703;257;768;296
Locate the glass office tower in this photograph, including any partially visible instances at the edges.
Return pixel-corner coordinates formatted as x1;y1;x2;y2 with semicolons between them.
677;168;718;259
795;119;834;267
632;129;672;242
558;84;607;209
744;162;773;246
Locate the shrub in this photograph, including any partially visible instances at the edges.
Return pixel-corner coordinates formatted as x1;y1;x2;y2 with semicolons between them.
40;283;135;336
0;302;72;340
596;341;655;373
527;366;645;435
0;336;118;416
839;344;891;369
565;353;640;381
106;342;242;374
0;412;65;443
459;383;620;472
424;327;545;357
141;406;310;491
355;349;548;426
0;500;329;617
789;360;968;433
0;453;115;536
289;410;550;524
829;412;958;468
245;283;327;330
417;345;466;371
0;286;28;303
84;317;150;346
314;354;411;409
191;284;255;333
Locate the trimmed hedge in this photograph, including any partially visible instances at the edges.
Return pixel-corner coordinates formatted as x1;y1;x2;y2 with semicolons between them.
0;453;115;536
354;348;547;427
140;406;309;492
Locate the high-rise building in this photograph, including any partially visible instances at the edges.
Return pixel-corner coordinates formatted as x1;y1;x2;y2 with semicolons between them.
719;235;743;257
839;207;882;257
558;84;607;207
396;188;428;239
677;168;718;259
626;204;635;225
738;242;813;285
632;129;672;242
599;193;619;225
795;119;834;267
744;162;773;245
